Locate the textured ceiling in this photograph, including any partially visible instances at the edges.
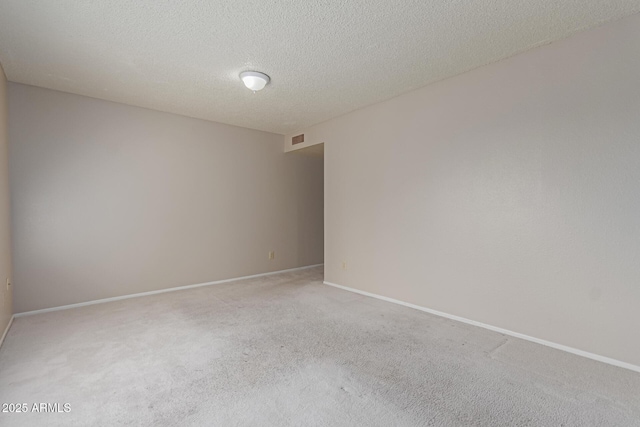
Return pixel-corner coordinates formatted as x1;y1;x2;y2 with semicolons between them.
0;1;639;135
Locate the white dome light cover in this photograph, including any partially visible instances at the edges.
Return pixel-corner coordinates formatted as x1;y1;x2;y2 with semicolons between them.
240;71;270;91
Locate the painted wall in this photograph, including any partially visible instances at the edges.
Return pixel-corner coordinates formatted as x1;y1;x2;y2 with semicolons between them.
305;14;640;366
9;84;324;313
0;64;12;332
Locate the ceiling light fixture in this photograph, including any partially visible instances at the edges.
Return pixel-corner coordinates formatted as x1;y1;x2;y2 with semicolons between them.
240;71;270;92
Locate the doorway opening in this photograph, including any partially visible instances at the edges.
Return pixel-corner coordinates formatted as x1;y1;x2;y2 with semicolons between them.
288;143;324;274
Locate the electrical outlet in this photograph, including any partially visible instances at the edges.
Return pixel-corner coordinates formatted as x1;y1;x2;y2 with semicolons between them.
268;251;275;260
342;261;347;271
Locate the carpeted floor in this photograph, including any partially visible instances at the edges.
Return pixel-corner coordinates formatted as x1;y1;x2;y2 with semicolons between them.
0;266;639;426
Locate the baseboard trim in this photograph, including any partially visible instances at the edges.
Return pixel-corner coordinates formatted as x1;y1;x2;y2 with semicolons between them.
0;315;14;350
323;280;640;374
13;264;324;318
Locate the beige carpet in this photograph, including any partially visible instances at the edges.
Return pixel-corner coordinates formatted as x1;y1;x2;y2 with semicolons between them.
0;266;639;426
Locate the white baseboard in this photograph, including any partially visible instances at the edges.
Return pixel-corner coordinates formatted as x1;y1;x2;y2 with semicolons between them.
0;315;14;350
323;280;640;374
13;264;324;318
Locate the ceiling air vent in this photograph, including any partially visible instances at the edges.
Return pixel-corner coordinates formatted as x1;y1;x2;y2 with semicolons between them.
292;134;304;145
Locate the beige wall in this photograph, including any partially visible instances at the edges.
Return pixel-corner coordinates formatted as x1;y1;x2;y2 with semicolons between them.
304;14;640;366
0;64;12;332
9;83;323;313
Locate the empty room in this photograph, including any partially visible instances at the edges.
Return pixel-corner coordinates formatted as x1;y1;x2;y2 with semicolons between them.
0;1;639;426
